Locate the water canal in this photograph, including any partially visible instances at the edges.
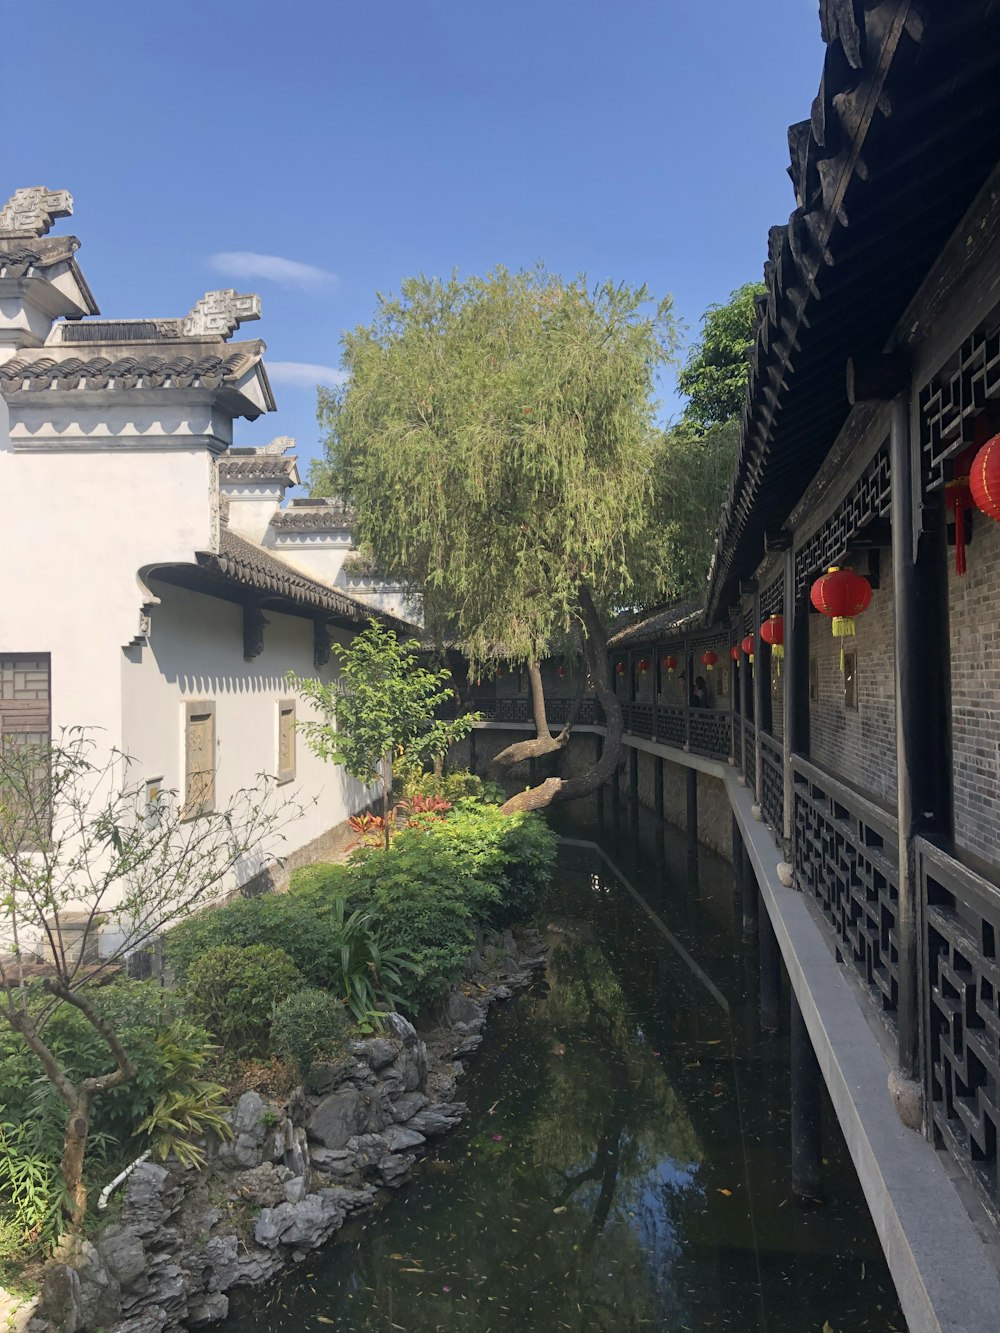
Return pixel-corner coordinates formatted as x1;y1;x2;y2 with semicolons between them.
223;796;905;1332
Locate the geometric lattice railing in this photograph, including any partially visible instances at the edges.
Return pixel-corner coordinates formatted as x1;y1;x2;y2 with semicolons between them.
743;720;757;797
791;756;900;1032
688;708;731;760
760;730;784;836
919;838;1000;1222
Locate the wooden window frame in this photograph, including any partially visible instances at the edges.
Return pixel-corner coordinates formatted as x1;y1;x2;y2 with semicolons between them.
183;701;216;821
277;699;296;785
0;654;53;850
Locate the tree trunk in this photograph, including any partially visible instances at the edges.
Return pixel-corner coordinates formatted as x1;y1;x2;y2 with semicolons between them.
60;1091;94;1226
493;662;584;768
382;757;391;849
500;587;623;814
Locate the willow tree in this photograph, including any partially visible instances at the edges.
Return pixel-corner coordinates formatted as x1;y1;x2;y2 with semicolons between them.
314;267;679;812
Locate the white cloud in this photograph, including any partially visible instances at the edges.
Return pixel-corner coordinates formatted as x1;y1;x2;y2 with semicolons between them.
267;361;348;388
208;251;337;291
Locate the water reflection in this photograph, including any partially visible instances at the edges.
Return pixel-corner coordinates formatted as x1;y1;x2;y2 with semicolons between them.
223;799;904;1332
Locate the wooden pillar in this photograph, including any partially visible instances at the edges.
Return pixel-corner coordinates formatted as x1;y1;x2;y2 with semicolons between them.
791;991;822;1201
752;587;764;798
739;618;751;784
654;754;664;820
891;393;951;1080
758;904;781;1032
686;766;698;861
783;546;808;859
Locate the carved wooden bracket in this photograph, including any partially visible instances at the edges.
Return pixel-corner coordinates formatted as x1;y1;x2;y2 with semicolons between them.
313;619;332;668
242;602;269;661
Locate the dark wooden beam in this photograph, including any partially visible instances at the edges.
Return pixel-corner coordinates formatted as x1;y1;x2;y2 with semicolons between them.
764;528;793;553
846;351;911;404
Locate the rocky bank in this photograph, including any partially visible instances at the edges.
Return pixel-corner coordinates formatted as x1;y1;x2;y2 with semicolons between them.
23;927;546;1333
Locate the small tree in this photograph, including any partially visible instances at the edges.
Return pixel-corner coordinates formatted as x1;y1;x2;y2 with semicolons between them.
288;619;476;848
676;280;765;430
0;730;300;1228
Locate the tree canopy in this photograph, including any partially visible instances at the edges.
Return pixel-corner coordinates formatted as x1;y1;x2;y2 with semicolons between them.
313;266;680;671
676;280;765;431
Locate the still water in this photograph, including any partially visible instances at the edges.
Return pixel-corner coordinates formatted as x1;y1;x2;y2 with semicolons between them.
224;798;905;1332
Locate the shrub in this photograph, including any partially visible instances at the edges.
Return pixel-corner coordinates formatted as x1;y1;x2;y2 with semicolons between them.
270;988;351;1074
185;945;304;1055
396;765;504;806
287;861;351;899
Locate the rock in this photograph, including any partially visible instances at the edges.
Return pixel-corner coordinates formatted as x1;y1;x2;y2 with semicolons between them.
97;1225;147;1288
308;1087;378;1148
776;861;794;887
385;1012;418;1047
306;1060;351;1096
108;1313;168;1333
283;1177;308;1204
382;1124;426;1152
888;1069;924;1132
345;1133;388;1167
453;1034;482;1058
231;1162;293;1208
309;1146;355;1172
120;1162;182;1238
378;1152;416;1187
284;1123;312;1191
390;1091;429;1123
233;1090;265;1135
364;1037;400;1070
407;1102;467;1136
446;993;483;1028
494;983;513;1000
36;1266;83;1333
187;1290;230;1325
217;1091;278;1169
254;1190;354;1250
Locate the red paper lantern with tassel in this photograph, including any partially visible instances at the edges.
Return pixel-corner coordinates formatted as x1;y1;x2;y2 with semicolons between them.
969;419;1000;525
616;661;626;677
700;650;718;672
730;644;740;662
741;634;754;664
557;665;567;679
638;658;651;675
810;567;872;666
760;614;784;659
662;654;678;677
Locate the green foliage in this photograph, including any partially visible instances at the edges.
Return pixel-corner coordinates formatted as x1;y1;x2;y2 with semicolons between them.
133;1023;232;1169
313;266;679;669
394;759;504;807
287;621;477;837
184;946;304;1055
270;988;351;1075
651;418;739;600
287;861;351;900
0;1121;66;1256
676;280;765;430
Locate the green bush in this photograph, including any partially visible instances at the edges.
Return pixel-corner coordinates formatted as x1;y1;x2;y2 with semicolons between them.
287;861;351;901
185;945;303;1055
165;891;353;988
396;766;504;806
270;988;351;1074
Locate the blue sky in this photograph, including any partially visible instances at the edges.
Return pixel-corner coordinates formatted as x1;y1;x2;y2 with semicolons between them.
7;1;823;477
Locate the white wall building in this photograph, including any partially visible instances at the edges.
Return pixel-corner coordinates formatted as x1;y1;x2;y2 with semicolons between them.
0;186;412;927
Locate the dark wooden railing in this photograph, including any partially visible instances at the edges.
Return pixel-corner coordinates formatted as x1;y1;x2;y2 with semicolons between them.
760;731;784;834
791;755;900;1033
918;838;1000;1222
688;708;731;759
743;720;757;797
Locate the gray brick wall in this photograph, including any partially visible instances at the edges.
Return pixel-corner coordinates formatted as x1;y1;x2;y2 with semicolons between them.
807;562;897;807
948;514;1000;868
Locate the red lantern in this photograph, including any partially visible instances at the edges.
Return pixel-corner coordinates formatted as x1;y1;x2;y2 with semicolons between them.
700;650;718;672
810;567;872;667
730;645;740;662
557;665;567;679
949;445;981;575
616;661;626;677
969;422;1000;525
760;614;784;660
662;654;678;677
638;658;651;675
741;634;754;665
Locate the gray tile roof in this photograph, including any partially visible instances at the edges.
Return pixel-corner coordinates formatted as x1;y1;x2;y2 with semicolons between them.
0;342;265;393
608;601;702;649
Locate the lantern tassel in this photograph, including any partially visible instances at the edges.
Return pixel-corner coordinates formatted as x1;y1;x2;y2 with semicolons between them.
831;616;856;639
955;500;967;576
772;644;784;660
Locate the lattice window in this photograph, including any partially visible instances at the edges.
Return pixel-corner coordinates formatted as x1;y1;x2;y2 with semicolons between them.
794;443;891;601
0;654;51;748
760;576;784;621
184;702;216;820
920;320;1000;493
277;700;296;784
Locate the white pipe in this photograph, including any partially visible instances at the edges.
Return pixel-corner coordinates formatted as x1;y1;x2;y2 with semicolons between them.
97;1150;151;1211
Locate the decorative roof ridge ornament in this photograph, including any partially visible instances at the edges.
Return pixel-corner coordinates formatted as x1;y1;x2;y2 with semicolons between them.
259;435;295;455
181;289;261;340
0;187;73;238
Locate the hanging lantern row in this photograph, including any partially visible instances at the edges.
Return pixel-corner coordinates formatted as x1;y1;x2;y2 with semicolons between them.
662;654;678;677
638;658;651;676
700;649;718;672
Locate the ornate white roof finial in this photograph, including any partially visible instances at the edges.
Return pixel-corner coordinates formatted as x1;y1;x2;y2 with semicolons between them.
182;289;262;339
0;187;74;238
260;436;296;456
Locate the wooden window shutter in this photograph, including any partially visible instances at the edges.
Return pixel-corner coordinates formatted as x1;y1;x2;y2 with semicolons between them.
277;700;296;783
184;702;216;818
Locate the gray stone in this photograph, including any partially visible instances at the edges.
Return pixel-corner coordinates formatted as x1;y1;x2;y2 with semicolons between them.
108;1313;168;1333
345;1133;388;1167
97;1225;147;1288
230;1162;293;1208
187;1291;230;1325
378;1152;416;1186
453;1034;483;1058
37;1266;83;1333
446;993;483;1028
384;1012;418;1047
382;1124;426;1152
308;1087;371;1148
888;1069;924;1132
306;1059;351;1095
254;1191;350;1250
364;1037;400;1070
283;1177;308;1204
120;1162;182;1238
390;1091;429;1122
233;1090;265;1135
408;1102;467;1136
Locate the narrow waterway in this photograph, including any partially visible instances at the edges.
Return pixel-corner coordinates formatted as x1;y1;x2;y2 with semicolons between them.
223;796;905;1332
